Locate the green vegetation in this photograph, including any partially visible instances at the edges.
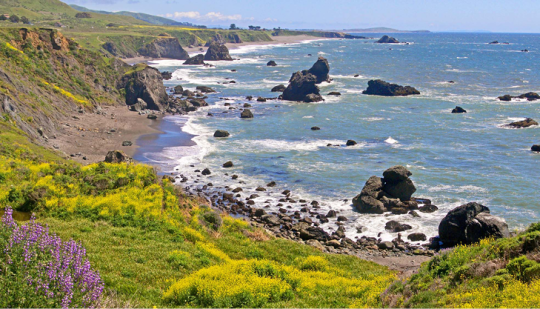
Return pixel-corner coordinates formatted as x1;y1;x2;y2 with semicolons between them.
383;228;540;308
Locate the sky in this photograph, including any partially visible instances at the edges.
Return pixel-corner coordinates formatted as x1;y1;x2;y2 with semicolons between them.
60;0;540;32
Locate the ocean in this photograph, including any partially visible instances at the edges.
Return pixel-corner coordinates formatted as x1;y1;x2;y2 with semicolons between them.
134;33;540;242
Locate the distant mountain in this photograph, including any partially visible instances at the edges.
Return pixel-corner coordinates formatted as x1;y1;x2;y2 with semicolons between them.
338;27;430;33
70;4;194;26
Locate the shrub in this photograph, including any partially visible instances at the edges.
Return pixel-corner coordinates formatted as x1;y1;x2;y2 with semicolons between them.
297;256;328;272
0;207;103;308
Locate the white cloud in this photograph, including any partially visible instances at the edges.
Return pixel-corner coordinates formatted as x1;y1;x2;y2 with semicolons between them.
166;11;245;22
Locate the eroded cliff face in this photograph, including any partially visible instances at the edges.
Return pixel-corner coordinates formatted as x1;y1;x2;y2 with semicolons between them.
138;37;189;60
0;28;127;141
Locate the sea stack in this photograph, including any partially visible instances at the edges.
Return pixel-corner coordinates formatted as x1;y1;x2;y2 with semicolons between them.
204;41;233;61
376;35;399;43
282;57;331;102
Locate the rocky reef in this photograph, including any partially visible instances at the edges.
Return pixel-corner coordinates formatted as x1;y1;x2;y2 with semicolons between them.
362;79;420;96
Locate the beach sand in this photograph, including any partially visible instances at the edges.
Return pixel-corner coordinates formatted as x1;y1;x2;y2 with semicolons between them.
52;106;163;164
124;35;327;65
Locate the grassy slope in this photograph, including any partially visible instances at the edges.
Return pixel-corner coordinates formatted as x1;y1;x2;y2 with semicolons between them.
0;119;395;307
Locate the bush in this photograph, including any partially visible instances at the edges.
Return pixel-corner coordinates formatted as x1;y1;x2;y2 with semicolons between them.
0;207;103;308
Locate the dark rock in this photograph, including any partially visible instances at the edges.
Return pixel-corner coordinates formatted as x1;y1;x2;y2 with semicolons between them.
376;35;399;43
138;37;189;59
518;92;540;101
256;186;266;192
240;109;254;118
214;130;230;137
257;97;266;102
352;176;386;214
174;85;184;94
129;98;147;112
407;233;427;241
419;204;439;213
189;99;208;107
300;226;330;241
328;92;341;96
452;106;467;113
182;89;195;97
147;114;158;120
308;56;331;84
196;86;216;93
311;126;320;130
337;216;348;222
223;161;233;168
118;64;169;111
104;150;133;164
254;209;266;217
201;168;211;176
508;118;538;128
532;145;540;152
378;241;394;250
267;60;277;66
326;239;341;248
383;165;412;183
304;93;323;103
267;181;276;187
498;94;513;101
282;70;321;102
271;84;286;92
204;42;232;61
161;71;172;80
122;141;132;147
243;103;252;108
363;79;420;96
346;140;357;146
439;202;509;246
326;210;337;217
262;214;280;226
385;220;412;232
183;54;205;65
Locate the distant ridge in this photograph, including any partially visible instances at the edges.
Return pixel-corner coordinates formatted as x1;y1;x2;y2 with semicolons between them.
69;4;195;26
337;27;430;33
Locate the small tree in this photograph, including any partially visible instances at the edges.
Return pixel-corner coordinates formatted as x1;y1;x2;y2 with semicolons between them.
0;15;7;21
9;15;19;23
20;16;29;24
229;23;237;30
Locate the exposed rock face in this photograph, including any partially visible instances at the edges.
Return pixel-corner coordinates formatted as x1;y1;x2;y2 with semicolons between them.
508;118;538;128
376;35;399;43
282;71;322;102
204;42;233;61
271;84;286;92
138;37;189;60
308;57;331;84
104;150;133;164
183;54;205;65
439;202;509;246
452;106;467;113
267;60;277;66
117;64;169;111
362;80;420;96
498;92;540;101
102;42;118;56
129;98;147;112
353;166;420;214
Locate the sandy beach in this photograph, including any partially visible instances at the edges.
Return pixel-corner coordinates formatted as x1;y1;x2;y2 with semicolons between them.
52;106;163;164
124;35;328;64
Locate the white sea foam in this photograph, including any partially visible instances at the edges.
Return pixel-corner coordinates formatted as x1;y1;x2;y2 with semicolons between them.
384;137;399;144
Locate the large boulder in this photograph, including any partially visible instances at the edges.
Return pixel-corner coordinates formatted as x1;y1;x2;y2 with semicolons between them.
532;145;540;152
452;106;467;113
173;85;184;94
376;35;399;43
240;109;253;118
214;130;230;137
104;150;133;164
204;42;232;61
439;202;509;246
129;98;147;112
352;176;386;214
308;56;331;84
508;118;538;128
117;64;169;111
267;60;277;66
383;178;416;201
382;165;412;182
138;37;189;60
363;79;420;96
271;84;286;92
183;54;205;65
282;71;322;102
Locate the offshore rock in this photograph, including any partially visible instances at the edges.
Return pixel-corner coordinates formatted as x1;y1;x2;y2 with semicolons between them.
362;79;420;96
183;54;205;65
376;35;399;43
308;56;331;84
204;42;233;61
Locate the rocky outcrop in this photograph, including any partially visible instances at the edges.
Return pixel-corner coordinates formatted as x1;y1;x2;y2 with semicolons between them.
362;79;420;96
174;85;183;94
507;118;538;128
214;130;230;137
498;92;540;101
204;42;232;61
439;202;509;246
138;37;189;60
352;166;420;214
183;54;205;65
308;57;331;84
282;71;323;102
117;64;169;111
267;60;277;66
376;35;399;43
104;150;133;164
271;84;286;92
241;109;253;118
452;106;467;113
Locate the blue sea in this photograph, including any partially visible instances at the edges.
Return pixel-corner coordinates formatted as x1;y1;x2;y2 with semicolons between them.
136;33;540;241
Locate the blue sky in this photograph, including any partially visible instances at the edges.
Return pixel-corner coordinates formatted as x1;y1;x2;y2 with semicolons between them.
61;0;540;32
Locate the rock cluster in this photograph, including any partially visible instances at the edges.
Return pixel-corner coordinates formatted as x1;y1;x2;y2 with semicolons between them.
439;202;509;246
498;92;540;101
362;80;420;96
352;166;422;214
376;35;399;43
532;145;540;152
183;54;205;65
204;42;232;61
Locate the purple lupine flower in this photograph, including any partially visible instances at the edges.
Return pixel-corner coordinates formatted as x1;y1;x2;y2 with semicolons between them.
0;207;104;308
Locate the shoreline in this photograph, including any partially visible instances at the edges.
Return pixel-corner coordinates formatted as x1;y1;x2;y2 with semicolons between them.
124;35;331;65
